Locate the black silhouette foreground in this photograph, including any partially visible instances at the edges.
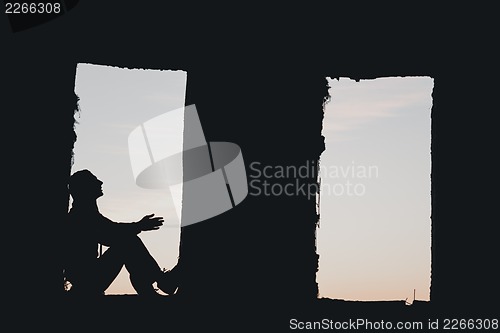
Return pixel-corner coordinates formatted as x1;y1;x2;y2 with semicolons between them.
63;169;180;297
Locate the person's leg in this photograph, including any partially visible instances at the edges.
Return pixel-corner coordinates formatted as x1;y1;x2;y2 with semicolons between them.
99;235;179;295
157;261;182;295
95;247;126;294
113;235;163;295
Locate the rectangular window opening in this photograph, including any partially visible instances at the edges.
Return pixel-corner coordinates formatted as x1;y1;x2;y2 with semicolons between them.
69;63;187;295
317;76;433;304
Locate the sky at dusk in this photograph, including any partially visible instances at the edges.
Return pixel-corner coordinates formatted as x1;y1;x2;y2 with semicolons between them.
317;77;433;302
73;64;187;294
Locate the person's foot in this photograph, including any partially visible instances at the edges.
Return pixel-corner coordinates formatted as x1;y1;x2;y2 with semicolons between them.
157;267;180;295
137;287;164;298
130;275;163;297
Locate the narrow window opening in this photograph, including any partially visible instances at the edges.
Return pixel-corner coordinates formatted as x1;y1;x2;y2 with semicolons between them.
71;64;187;295
317;77;433;304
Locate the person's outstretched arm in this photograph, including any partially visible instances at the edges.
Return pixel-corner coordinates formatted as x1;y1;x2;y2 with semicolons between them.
98;213;164;246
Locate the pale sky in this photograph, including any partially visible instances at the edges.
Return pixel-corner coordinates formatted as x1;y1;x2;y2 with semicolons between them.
72;65;432;299
72;64;187;294
317;77;433;302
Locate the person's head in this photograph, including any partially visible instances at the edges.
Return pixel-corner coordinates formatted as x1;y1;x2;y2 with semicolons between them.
68;169;104;201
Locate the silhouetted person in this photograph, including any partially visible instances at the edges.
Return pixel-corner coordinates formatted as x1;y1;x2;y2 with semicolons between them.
63;169;178;297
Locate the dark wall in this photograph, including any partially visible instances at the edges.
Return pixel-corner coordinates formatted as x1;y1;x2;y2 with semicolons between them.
178;68;327;302
3;1;497;323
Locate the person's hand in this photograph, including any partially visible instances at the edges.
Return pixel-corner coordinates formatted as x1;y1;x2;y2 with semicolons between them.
137;214;164;231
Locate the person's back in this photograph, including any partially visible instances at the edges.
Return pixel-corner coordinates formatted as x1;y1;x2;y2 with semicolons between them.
64;202;102;294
